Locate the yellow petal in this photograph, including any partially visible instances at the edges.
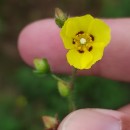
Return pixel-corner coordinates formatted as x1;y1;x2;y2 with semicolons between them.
61;14;94;37
90;44;104;66
60;35;75;49
60;14;94;49
66;49;93;69
88;19;111;46
60;17;80;40
60;18;76;49
78;14;94;33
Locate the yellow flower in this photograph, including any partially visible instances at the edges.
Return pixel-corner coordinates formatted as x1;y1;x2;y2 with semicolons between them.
60;14;111;69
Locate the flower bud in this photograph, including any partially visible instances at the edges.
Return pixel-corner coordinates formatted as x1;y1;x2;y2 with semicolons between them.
58;81;70;97
33;58;50;74
55;8;68;28
42;116;58;129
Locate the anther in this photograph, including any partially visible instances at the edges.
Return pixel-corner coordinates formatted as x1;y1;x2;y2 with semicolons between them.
88;46;93;52
76;31;84;35
90;34;94;41
72;39;75;44
78;50;84;53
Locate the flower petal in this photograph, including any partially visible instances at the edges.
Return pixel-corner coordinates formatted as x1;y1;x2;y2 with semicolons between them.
90;44;104;65
60;14;94;49
61;14;94;37
88;19;111;46
60;18;78;49
60;17;80;39
78;14;94;33
60;35;75;49
66;49;93;69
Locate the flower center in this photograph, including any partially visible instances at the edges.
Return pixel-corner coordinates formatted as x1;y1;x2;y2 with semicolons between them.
80;38;87;45
72;31;94;53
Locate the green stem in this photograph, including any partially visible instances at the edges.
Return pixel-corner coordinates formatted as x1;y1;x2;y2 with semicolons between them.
69;68;77;90
51;74;65;82
67;93;76;111
68;67;77;111
51;68;77;112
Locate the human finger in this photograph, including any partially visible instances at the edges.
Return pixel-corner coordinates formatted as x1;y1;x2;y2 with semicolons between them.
58;107;130;130
18;18;130;81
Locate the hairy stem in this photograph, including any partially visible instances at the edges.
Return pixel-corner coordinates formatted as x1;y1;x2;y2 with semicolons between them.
68;67;77;111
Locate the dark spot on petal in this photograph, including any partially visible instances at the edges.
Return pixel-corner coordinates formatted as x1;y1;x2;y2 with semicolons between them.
72;39;75;44
90;34;94;41
76;31;84;35
78;50;84;53
88;46;93;52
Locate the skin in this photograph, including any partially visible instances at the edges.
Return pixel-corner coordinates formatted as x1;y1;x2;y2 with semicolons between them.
18;18;130;130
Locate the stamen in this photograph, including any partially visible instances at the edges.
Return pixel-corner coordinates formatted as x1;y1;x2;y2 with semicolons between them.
76;31;84;35
72;39;75;44
78;50;84;53
78;46;82;50
88;46;93;52
90;34;94;41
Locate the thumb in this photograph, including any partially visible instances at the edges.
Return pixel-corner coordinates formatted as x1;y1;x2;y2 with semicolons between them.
58;106;130;130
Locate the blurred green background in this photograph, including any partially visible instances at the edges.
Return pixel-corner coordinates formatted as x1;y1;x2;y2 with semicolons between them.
0;0;130;130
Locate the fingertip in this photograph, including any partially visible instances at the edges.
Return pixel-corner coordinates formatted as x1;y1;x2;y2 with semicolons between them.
18;19;56;66
58;108;130;130
118;104;130;114
18;19;68;72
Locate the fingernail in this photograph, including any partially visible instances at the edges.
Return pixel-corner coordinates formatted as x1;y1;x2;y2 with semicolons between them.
58;109;121;130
